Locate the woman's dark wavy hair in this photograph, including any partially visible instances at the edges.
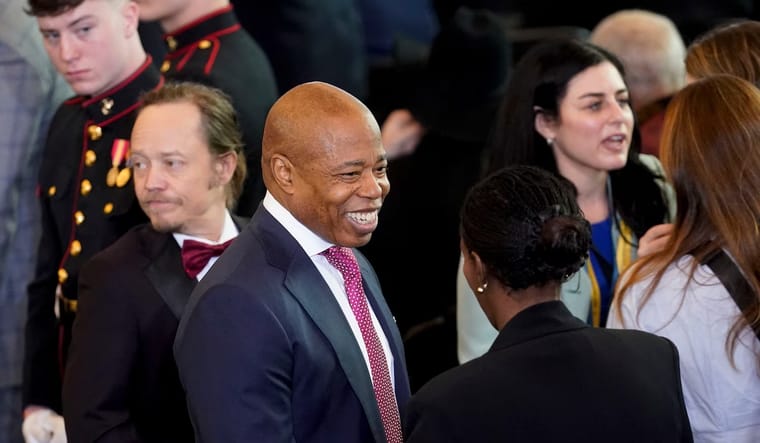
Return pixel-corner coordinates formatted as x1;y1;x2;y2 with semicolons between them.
483;38;670;240
461;165;591;290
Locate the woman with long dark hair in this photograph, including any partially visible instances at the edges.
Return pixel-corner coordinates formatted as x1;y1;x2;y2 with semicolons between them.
457;39;673;362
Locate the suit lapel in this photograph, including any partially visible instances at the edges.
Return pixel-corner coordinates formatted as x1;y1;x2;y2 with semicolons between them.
231;214;249;232
141;228;196;319
254;209;388;443
143;214;247;319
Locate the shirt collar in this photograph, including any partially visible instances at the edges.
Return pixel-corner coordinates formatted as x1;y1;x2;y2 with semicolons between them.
262;192;333;257
173;210;238;247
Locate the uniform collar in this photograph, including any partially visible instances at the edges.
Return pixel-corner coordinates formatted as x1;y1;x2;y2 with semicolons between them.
163;5;239;54
80;56;163;124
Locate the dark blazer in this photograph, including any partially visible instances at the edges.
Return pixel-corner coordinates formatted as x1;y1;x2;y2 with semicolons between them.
161;5;278;216
23;59;161;413
174;205;411;442
404;301;694;443
63;217;247;443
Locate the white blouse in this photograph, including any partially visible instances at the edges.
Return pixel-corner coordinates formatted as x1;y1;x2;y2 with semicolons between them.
609;255;760;443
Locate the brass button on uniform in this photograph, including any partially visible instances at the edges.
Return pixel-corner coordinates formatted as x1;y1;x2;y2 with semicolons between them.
58;268;68;284
85;150;97;166
103;202;114;214
47;185;57;197
166;35;177;51
88;125;102;141
85;150;96;166
70;240;82;256
74;211;85;225
81;179;92;195
160;60;171;73
198;39;211;49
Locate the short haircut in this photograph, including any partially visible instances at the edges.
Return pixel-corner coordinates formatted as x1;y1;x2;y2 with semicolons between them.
27;0;87;16
591;9;686;108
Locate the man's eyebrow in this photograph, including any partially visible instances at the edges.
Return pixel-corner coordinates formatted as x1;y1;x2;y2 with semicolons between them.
39;15;94;33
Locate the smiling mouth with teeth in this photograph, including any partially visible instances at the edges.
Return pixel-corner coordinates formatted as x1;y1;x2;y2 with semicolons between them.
347;212;377;224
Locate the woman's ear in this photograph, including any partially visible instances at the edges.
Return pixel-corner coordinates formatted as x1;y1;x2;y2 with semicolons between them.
471;250;487;285
534;107;557;142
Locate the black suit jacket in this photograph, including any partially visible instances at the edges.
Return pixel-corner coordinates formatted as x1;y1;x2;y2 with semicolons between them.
174;205;411;442
404;301;694;443
63;217;246;443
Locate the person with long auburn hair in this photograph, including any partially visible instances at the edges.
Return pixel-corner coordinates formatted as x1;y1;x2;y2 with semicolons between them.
622;18;760;268
686;20;760;86
610;74;760;442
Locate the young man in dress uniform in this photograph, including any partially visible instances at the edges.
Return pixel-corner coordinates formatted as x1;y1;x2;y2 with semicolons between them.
137;0;279;216
21;0;163;442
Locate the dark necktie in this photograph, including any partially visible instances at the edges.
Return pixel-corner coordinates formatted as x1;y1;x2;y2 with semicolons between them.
181;238;234;279
321;246;403;443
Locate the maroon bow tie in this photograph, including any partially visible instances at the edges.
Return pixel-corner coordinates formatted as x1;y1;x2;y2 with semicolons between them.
181;238;234;279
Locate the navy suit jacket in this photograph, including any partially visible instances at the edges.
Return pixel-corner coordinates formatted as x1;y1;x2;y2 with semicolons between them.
174;205;411;442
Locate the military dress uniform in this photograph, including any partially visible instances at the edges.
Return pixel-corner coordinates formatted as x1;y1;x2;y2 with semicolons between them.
23;57;163;413
161;4;278;216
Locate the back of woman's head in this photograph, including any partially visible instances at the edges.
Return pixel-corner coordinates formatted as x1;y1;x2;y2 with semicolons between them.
461;165;591;290
661;74;760;251
686;20;760;87
484;39;628;176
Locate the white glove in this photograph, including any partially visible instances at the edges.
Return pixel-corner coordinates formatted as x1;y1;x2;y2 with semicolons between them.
22;408;67;443
50;413;67;443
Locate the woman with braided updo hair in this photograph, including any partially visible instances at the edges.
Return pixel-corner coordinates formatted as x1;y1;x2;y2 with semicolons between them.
458;166;591;329
404;165;693;443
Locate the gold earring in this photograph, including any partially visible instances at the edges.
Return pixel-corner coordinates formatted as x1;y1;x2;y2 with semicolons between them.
476;282;488;293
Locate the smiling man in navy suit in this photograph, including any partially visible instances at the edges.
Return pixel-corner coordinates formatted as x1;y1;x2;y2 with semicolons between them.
175;81;410;443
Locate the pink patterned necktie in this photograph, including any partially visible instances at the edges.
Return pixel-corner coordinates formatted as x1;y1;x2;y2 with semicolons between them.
322;246;403;443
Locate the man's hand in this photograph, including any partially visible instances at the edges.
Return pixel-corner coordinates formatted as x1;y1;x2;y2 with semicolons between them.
637;223;673;258
22;407;67;443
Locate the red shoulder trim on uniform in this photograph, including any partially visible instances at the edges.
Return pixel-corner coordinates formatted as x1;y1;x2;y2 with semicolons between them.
204;37;221;75
176;46;197;72
64;96;85;105
164;4;233;37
